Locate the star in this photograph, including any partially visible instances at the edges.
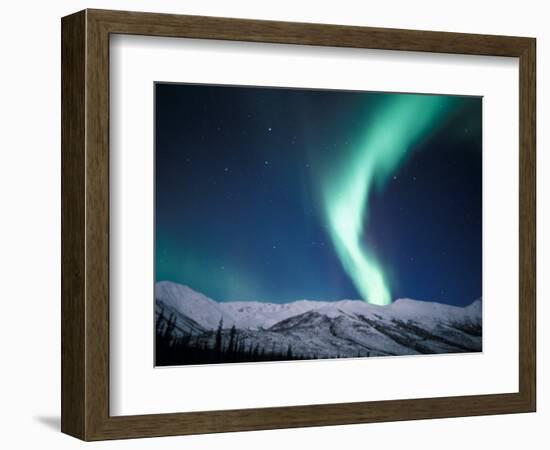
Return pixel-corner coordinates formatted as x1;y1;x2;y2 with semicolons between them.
224;167;229;172
264;160;270;165
267;127;272;132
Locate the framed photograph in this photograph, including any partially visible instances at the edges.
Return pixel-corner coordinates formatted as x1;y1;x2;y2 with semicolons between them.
61;9;536;440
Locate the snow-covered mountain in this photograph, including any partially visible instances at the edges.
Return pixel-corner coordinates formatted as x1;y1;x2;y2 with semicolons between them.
156;281;235;330
155;281;482;359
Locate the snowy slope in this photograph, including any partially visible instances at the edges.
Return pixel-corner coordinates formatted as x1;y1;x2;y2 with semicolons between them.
221;300;323;329
155;281;234;330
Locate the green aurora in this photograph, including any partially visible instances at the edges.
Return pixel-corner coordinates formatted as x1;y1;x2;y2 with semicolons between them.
155;84;481;306
319;94;454;305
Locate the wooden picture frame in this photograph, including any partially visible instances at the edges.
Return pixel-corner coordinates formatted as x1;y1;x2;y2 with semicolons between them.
61;9;536;441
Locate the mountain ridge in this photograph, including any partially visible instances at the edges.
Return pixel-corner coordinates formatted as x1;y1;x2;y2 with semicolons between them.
156;280;481;330
155;280;482;360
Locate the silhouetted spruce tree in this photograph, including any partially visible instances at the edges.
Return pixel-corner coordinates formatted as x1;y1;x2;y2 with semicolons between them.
228;324;237;354
215;316;224;355
163;313;176;345
239;335;245;354
236;335;243;354
156;307;165;336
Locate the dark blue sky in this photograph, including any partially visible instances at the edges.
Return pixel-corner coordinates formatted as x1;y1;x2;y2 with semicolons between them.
155;83;481;307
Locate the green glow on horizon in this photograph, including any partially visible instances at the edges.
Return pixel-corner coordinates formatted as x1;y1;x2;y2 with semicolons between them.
321;94;453;305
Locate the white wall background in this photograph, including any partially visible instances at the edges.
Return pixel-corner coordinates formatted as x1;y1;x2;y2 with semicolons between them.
0;1;546;448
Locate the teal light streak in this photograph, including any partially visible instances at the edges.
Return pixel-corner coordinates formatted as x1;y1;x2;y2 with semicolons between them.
321;94;453;305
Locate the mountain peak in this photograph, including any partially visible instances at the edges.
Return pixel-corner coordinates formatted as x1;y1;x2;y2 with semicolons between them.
156;281;235;329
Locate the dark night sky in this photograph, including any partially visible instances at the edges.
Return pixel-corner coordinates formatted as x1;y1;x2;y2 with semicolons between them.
155;83;481;307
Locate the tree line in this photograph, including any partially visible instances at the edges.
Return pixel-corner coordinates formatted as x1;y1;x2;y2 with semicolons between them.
155;308;315;366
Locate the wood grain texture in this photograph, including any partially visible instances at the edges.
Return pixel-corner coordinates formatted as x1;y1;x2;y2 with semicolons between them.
61;10;86;439
61;8;537;441
518;38;536;410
